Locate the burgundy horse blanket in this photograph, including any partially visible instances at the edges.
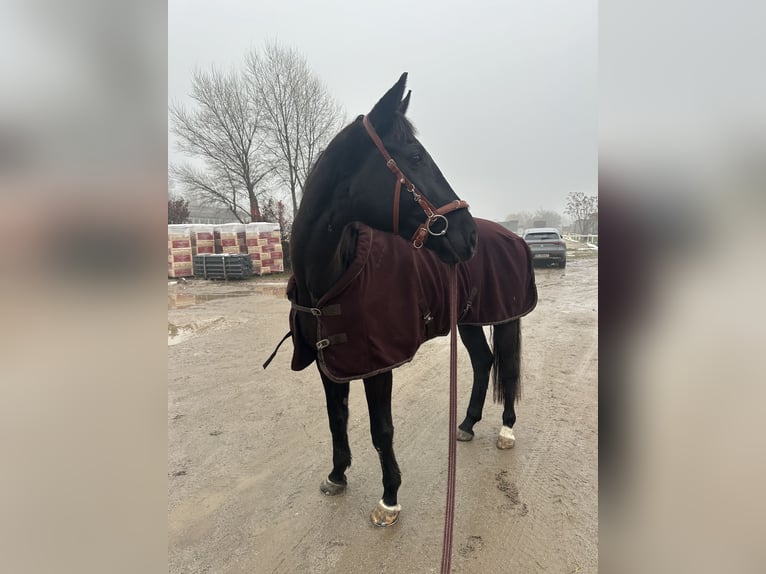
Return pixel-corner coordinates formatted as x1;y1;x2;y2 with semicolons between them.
288;218;537;382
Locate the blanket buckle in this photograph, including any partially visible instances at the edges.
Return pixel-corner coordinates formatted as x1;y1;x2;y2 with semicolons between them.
316;338;330;350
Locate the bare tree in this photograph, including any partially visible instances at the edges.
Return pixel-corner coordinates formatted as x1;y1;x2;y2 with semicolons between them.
565;192;598;234
532;209;563;229
169;66;274;222
246;42;344;216
504;211;532;229
168;196;190;224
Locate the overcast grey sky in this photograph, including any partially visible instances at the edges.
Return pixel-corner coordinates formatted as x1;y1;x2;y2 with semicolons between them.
169;0;597;220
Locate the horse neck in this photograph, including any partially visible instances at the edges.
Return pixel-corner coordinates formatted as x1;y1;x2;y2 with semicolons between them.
291;199;355;304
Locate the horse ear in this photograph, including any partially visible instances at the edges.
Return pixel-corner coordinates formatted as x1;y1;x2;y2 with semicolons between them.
367;72;408;132
398;90;411;115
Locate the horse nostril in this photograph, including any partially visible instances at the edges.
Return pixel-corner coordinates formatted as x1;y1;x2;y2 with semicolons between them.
470;229;478;251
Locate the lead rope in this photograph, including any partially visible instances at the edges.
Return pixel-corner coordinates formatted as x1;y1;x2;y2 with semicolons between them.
440;265;459;574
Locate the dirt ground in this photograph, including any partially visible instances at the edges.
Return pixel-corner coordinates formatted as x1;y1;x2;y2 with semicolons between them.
168;248;598;573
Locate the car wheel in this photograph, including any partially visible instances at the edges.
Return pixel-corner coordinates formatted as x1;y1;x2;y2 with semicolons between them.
558;259;567;268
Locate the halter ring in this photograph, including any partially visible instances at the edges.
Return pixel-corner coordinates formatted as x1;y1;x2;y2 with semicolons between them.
426;214;449;236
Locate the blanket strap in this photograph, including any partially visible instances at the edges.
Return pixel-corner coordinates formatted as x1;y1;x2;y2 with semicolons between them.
459;286;479;321
262;331;292;370
290;302;342;316
315;333;348;350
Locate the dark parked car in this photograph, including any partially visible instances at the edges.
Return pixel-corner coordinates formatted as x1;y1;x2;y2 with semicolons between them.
523;227;567;268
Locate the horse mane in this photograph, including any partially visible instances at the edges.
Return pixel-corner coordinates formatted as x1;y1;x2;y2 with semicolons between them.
291;112;416;288
300;113;417;207
335;224;359;271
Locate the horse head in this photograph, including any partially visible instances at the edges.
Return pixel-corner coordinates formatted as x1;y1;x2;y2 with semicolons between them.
293;73;477;272
349;73;477;263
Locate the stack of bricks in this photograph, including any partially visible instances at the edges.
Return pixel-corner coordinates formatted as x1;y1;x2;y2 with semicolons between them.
192;225;217;255
167;222;284;278
245;222;284;275
167;225;194;278
215;223;247;255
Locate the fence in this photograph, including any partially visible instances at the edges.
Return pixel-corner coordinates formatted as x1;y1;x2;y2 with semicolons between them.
563;234;599;246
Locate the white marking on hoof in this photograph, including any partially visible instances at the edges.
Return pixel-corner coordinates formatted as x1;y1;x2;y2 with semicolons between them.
496;425;516;449
370;499;401;527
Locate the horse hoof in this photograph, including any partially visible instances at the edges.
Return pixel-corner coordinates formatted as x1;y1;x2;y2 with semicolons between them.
456;428;474;442
320;478;347;496
370;499;401;527
496;426;516;450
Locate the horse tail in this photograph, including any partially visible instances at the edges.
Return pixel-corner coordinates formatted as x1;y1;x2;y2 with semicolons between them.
491;319;522;405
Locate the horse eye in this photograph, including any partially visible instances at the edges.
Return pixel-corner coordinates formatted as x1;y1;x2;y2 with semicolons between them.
410;153;422;164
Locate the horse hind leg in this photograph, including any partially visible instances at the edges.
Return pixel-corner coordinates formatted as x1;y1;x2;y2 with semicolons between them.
456;324;494;442
493;320;522;450
319;371;352;496
363;372;402;527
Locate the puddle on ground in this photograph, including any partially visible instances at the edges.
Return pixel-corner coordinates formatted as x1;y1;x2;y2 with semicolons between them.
168;291;253;310
168;283;287;310
251;283;287;298
168;317;226;346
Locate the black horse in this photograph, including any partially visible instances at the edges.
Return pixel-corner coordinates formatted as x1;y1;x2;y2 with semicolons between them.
284;73;537;527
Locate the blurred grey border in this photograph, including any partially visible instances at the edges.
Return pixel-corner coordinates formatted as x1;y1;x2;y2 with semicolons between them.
601;1;766;572
1;1;167;573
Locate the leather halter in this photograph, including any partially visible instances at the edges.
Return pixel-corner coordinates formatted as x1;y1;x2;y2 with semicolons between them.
362;115;470;249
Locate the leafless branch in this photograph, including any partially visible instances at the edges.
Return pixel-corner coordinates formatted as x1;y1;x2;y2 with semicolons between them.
245;42;345;217
169;65;274;221
170;43;342;226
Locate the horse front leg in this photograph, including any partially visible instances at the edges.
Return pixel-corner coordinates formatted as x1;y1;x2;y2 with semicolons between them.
363;372;402;527
319;369;351;495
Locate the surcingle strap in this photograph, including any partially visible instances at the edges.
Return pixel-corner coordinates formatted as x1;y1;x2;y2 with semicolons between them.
418;299;437;338
262;331;292;370
290;302;342;317
460;287;479;321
